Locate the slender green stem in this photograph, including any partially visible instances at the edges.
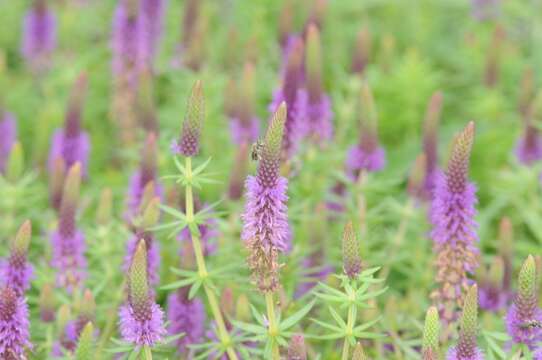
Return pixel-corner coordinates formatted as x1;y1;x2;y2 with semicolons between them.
143;345;153;360
265;292;280;360
342;303;356;360
184;157;238;360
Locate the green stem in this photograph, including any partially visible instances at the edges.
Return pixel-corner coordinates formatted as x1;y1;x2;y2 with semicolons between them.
143;345;153;360
342;304;356;360
265;292;280;360
184;157;238;360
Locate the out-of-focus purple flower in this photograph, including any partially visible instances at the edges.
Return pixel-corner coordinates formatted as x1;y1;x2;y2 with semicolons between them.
269;38;305;158
430;122;479;324
172;81;204;157
446;285;483;360
515;122;542;166
345;81;386;179
111;0;143;86
296;252;332;298
302;24;333;143
139;0;166;69
0;221;33;297
119;240;166;346
0;111;17;174
48;73;91;178
505;255;542;350
0;287;31;358
167;287;205;354
471;0;500;21
126;133;162;220
20;0;57;72
422;91;443;198
477;256;506;312
533;347;542;360
228;63;260;145
243;104;290;292
50;164;87;292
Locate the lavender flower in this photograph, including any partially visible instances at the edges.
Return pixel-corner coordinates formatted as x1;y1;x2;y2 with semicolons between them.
242;103;290;292
422;91;443;198
20;0;57;72
505;255;542;350
302;24;333;143
119;240;166;346
50;163;87;292
172;80;204;157
126;132;162;219
0;287;31;359
430;122;479;324
139;0;166;69
229;63;260;145
515;121;542;166
0;111;17;174
422;306;440;360
269;39;306;158
346;81;386;178
351;26;371;74
0;221;33;297
166;287;206;353
446;285;484;360
287;334;307;360
477;257;506;312
48;73;91;178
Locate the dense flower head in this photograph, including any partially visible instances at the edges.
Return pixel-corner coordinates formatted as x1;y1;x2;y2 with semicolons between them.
51;163;87;291
0;287;31;359
422;306;440;360
342;221;362;279
346;81;386;177
287;334;307;360
172;80;205;157
20;0;57;71
430;122;479;323
505;255;542;349
270;38;305;158
351;26;371;74
123;233;160;288
422;91;443;197
450;285;483;360
0;111;17;174
119;240;165;346
167;287;206;353
48;74;91;178
1;221;33;297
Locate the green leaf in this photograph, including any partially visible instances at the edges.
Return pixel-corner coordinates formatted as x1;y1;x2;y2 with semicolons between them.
231;320;267;335
188;279;203;299
192;157;213;176
327;306;346;329
279;300;315;331
311;318;343;333
160;277;197;291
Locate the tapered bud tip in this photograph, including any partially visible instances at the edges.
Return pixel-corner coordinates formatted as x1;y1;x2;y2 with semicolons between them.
175;80;205;157
40;283;56;322
352;342;369;360
57;304;72;331
75;321;94;360
305;24;322;100
447;122;475;192
518;255;537;300
488;257;504;286
71;72;88;105
263;102;287;161
499;217;513;247
81;289;96;319
235;294;251;322
96;188;113;225
6;141;24;181
130;240;149;308
461;284;478;336
142;132;157;167
12;220;31;254
287;334;307;360
359;81;378;133
422;306;440;354
408;154;427;198
342;221;362;279
142;197;161;229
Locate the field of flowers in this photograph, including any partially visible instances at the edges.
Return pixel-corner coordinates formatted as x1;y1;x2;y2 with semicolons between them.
0;0;541;359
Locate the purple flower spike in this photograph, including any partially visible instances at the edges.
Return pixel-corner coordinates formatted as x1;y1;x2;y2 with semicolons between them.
172;80;205;157
302;25;333;143
430;122;479;324
21;0;57;72
242;103;290;292
112;0;143;85
446;285;484;360
505;255;542;350
0;287;31;359
119;240;165;346
167;287;206;353
50;164;87;292
269;38;305;158
48;73;91;178
1;221;33;297
515;122;542;166
0;111;17;174
345;81;386;179
139;0;166;69
477;257;506;312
